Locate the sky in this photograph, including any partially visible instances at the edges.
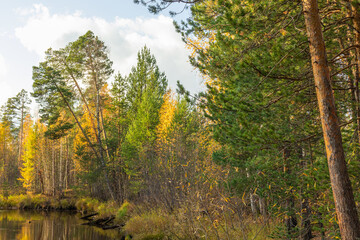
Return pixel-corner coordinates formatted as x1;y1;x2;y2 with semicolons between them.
0;0;202;110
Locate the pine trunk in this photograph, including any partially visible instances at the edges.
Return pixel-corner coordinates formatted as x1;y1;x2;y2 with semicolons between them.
259;197;267;220
250;192;257;217
283;148;297;239
351;3;360;146
59;138;63;193
302;0;360;238
301;199;312;240
18;107;24;167
52;144;55;196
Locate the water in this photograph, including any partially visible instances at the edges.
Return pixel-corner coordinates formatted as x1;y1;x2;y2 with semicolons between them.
0;210;122;240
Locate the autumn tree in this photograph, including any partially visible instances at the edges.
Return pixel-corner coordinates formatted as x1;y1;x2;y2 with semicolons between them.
0;120;14;189
18;115;36;193
0;90;31;190
32;31;115;200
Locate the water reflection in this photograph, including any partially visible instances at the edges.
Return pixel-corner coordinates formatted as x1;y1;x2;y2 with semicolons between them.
0;210;121;240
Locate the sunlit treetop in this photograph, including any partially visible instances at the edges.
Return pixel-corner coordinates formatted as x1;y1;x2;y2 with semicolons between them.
133;0;201;16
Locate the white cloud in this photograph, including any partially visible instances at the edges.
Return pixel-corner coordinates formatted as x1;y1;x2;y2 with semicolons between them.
0;54;13;104
0;54;7;77
14;4;202;93
0;81;12;105
15;4;49;17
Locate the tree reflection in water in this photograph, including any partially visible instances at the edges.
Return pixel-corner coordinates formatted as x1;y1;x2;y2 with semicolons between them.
0;210;121;240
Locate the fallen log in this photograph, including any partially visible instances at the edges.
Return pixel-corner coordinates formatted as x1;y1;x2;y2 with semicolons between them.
82;218;104;226
103;216;115;225
80;214;121;230
82;216;114;226
102;224;121;230
80;213;98;220
91;217;109;225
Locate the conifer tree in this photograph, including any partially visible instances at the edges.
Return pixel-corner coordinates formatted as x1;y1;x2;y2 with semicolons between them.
136;0;360;237
33;31;116;200
302;0;360;237
121;46;168;196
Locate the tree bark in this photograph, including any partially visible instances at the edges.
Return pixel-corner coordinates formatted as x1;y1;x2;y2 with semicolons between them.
301;199;312;240
65;137;69;190
344;0;360;146
302;0;360;238
52;143;55;196
299;146;312;240
59;138;63;193
283;148;297;239
350;3;360;146
246;169;258;217
259;197;267;220
18;106;24;167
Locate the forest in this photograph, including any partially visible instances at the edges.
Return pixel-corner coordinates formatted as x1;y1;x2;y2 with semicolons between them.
1;0;360;239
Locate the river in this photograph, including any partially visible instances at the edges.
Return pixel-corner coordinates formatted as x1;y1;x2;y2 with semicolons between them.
0;210;122;240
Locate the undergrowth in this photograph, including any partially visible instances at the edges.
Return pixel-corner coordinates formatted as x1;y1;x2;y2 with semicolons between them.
0;194;275;239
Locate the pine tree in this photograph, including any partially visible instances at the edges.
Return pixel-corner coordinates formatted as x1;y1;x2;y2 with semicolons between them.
302;0;360;237
33;31;116;200
137;0;360;237
121;46;168;196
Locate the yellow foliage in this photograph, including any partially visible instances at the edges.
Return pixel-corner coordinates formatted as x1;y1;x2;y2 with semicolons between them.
156;90;177;167
0;123;12;177
186;32;217;86
156;90;177;144
73;104;97;174
279;29;287;36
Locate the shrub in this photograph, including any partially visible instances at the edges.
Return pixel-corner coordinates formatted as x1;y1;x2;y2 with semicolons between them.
7;194;29;208
59;199;75;209
124;210;175;240
88;198;99;212
75;198;93;212
116;201;130;222
31;195;47;208
0;195;5;208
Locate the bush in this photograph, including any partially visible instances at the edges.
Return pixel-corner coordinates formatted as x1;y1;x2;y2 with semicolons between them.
116;201;130;222
75;198;93;212
124;210;175;240
0;195;6;208
31;195;47;208
7;194;29;208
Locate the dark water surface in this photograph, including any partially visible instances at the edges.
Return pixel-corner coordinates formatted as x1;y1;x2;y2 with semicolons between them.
0;210;122;240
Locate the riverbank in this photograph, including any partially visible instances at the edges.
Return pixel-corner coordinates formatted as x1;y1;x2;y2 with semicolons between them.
0;210;122;240
0;194;274;239
0;194;127;222
0;194;76;210
0;194;131;237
